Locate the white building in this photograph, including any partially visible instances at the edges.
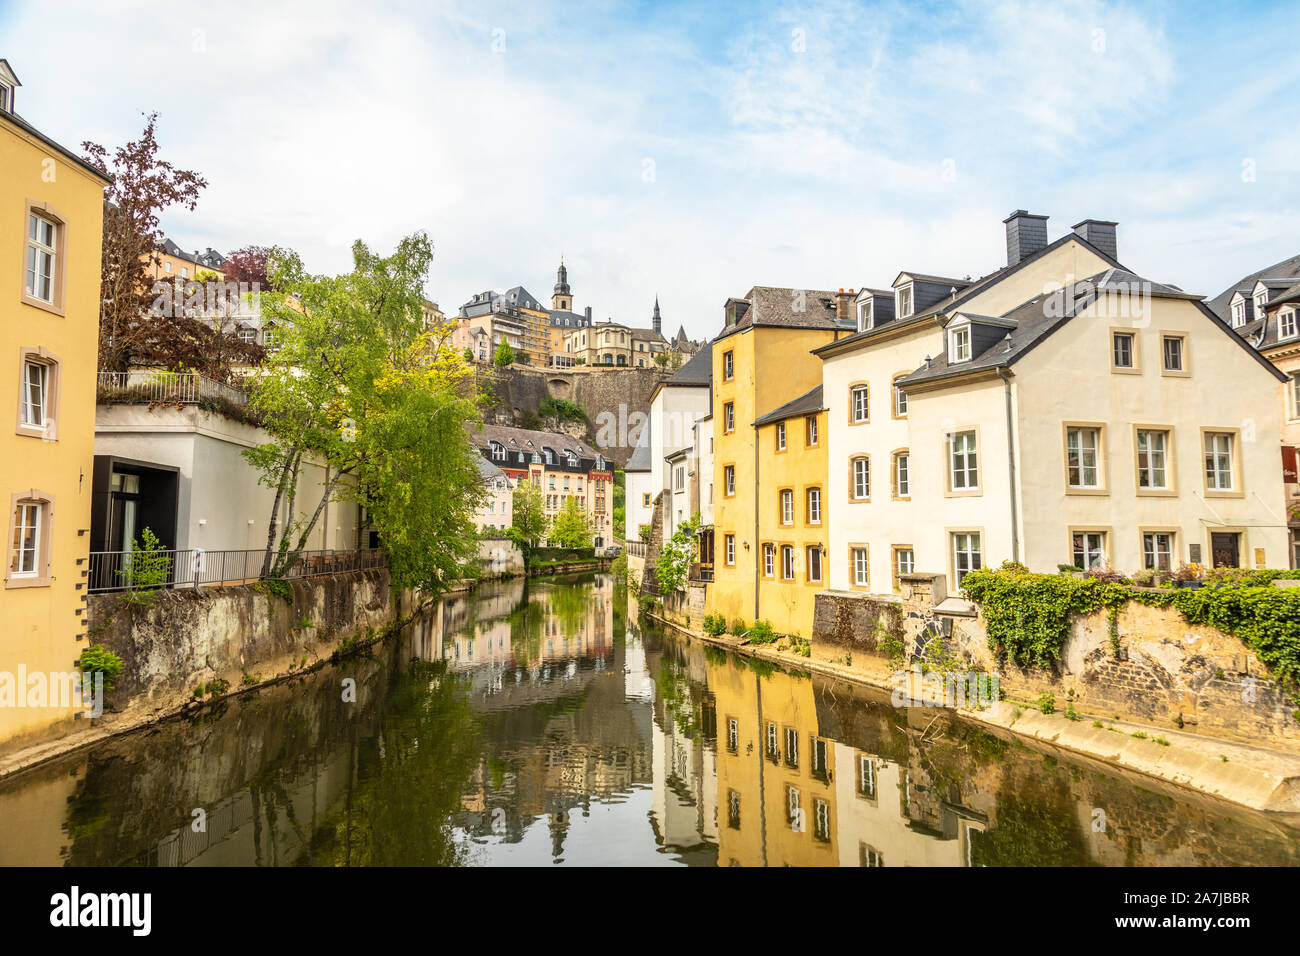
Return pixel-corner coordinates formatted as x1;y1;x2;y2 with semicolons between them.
474;457;515;532
623;442;655;542
816;211;1288;597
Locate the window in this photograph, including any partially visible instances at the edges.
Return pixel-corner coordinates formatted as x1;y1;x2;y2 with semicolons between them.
1072;531;1106;570
727;718;739;753
1232;300;1246;328
806;546;822;583
805;415;818;446
724;402;734;433
785;727;799;768
950;431;978;490
852;547;868;587
6;493;52;588
727;790;741;830
781;545;795;580
674;466;685;490
9;501;40;576
857;299;873;331
642;492;651;507
262;326;282;350
723;350;734;380
1162;335;1185;373
894;546;915;590
949;326;971;363
1205;432;1234;491
1256;290;1269;318
894;452;910;497
20;360;48;430
953;532;981;587
806;487;821;524
1112;331;1134;369
897;284;912;317
1291;376;1300;422
0;81;10;112
1136;430;1169;489
1282;309;1299;341
25;212;57;305
767;722;780;760
780;489;793;525
725;534;736;566
724;465;735;496
851;457;870;500
1066;427;1101;489
787;786;801;829
236;327;257;344
813;799;831;843
811;736;828;780
851;385;869;423
857;755;876;799
860;844;884;867
893;377;908;417
776;421;786;450
763;543;775;577
1143;532;1174;572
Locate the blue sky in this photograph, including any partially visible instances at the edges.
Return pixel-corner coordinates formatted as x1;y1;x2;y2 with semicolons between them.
2;0;1297;340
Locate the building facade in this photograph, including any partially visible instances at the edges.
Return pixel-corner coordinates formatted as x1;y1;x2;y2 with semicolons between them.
0;63;112;750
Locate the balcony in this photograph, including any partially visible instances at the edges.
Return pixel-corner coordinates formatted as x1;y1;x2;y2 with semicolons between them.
97;370;249;407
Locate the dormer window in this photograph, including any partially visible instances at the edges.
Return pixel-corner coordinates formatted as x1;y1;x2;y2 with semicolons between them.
949;326;971;363
1232;299;1246;328
0;81;11;112
1255;290;1269;318
857;299;873;332
1281;308;1298;341
490;441;506;461
897;285;913;318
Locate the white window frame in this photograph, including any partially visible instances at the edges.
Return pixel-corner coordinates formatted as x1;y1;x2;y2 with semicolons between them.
1136;430;1169;489
10;501;41;577
26;213;57;304
852;457;870;500
1232;299;1246;328
781;545;794;581
807;487;821;524
853;547;868;587
1072;531;1106;570
851;385;869;423
952;532;981;587
1162;335;1184;372
950;431;978;490
725;534;736;566
894;380;907;416
724;402;734;433
896;547;914;580
1205;432;1234;490
806;546;822;583
895;452;910;497
896;284;913;318
780;489;794;525
763;543;774;577
21;360;48;430
1142;532;1174;572
949;326;971;363
857;298;873;332
1281;308;1298;341
1066;427;1101;489
776;422;786;450
725;465;735;496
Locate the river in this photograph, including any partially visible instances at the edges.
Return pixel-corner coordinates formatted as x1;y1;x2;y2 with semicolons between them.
1;572;1298;866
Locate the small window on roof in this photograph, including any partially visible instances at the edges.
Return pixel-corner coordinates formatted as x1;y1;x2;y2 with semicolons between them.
857;299;873;332
949;326;971;363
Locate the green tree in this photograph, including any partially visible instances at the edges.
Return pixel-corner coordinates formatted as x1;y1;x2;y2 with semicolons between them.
245;232;484;594
463;347;474;363
655;512;700;594
549;497;593;549
510;481;547;554
494;340;514;367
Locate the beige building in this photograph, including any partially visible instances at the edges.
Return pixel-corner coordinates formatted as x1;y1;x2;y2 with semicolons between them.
818;211;1289;600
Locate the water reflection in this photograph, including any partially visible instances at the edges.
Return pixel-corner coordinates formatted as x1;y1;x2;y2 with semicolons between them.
0;572;1298;866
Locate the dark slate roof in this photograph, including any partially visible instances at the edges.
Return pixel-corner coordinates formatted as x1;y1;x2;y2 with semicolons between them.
630;327;667;343
471;424;601;461
715;286;845;341
624;442;652;472
753;385;825;427
896;272;970;289
548;309;590;328
475;457;510;482
901;269;1286;387
1232;282;1300;351
1207;253;1300;320
814;231;1126;359
663;340;714;387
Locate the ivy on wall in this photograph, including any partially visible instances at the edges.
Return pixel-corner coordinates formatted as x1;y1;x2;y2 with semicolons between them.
962;562;1300;699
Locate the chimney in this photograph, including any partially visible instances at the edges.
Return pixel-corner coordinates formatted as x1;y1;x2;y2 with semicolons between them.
584;305;592;324
1003;210;1049;267
835;288;854;322
1072;219;1118;261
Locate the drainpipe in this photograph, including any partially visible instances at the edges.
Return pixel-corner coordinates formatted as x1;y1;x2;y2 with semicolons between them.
996;367;1020;562
753;420;760;621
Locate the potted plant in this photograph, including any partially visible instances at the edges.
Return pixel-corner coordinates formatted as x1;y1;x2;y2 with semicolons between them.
1171;562;1202;589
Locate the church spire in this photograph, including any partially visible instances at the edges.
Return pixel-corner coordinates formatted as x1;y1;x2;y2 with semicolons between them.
652;295;661;336
551;256;572;312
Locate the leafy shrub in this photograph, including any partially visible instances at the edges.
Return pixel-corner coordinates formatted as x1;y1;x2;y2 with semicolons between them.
703;613;727;636
78;644;124;696
729;618;747;636
747;620;776;644
1037;692;1056;715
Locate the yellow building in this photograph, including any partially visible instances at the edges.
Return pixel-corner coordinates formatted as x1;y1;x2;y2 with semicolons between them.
708;287;850;632
754;388;828;639
714;658;838;866
0;62;111;752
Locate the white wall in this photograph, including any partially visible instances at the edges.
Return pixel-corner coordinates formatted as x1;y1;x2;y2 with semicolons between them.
95;405;362;555
625;467;655;540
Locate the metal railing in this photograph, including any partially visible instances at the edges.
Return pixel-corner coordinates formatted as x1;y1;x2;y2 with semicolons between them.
87;547;387;593
625;541;648;558
97;370;250;407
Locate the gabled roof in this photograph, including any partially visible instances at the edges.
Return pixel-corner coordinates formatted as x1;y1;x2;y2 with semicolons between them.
901;269;1286;388
753;385;825;427
1207;253;1300;320
715;286;844;341
0;107;111;185
894;272;970;289
662;340;713;387
472;424;602;461
814;231;1126;360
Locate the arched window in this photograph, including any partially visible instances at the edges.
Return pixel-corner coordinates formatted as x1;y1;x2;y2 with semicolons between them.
489;441;505;461
543;447;555;465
